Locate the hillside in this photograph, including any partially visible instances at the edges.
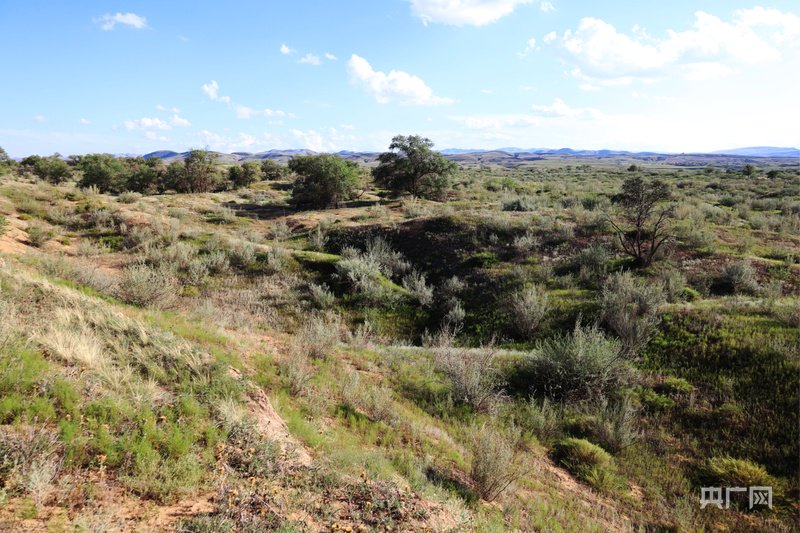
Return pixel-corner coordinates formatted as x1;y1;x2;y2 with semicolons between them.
0;157;798;532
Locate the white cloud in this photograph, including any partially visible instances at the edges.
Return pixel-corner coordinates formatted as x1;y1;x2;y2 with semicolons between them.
518;37;537;57
33;115;47;123
324;52;337;61
95;12;147;31
235;105;289;119
201;80;231;103
539;1;555;13
409;0;532;26
530;98;602;118
480;88;493;94
451;114;541;129
280;43;295;55
79;118;91;125
290;128;358;152
543;31;557;43
347;54;453;106
299;53;321;66
124;117;171;131
170;114;191;127
554;8;800;85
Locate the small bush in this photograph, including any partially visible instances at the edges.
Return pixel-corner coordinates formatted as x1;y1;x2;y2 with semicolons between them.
434;337;503;412
26;224;53;247
600;271;665;358
721;260;759;295
565;399;640;454
552;438;621;492
0;215;8;236
700;457;777;507
117;191;141;204
469;424;522;502
659;269;687;303
308;282;336;308
519;398;563;446
502;196;537;212
508;284;550;338
402;270;434;307
295;312;341;359
527;322;627;401
116;264;178;308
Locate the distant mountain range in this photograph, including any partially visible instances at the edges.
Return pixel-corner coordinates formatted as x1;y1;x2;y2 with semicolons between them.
143;146;798;164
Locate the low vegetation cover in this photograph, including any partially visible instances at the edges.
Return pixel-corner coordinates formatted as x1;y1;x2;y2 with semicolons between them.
0;141;797;531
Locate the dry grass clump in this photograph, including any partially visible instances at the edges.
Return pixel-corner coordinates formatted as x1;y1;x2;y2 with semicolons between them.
469;424;523;502
434;334;504;412
508;284;549;338
116;263;178;308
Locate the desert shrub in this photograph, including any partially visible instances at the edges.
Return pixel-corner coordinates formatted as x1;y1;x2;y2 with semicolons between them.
552;438;621;492
402;270;433;307
185;258;210;286
364;385;396;424
600;271;665;358
295;312;341;359
469;424;522;502
721;260;759;295
700;457;776;505
774;300;800;329
527;323;628;401
565;399;640;454
659;269;687;303
512;230;539;253
508;284;550;338
0;215;8;236
289;154;360;208
502;196;537;212
308;225;327;251
434;338;504;412
518;398;563;446
26;224;53;247
308;282;336;308
269;220;292;241
574;245;609;285
118;191;141;204
201;251;230;275
280;351;315;397
365;237;410;278
116;264;178;308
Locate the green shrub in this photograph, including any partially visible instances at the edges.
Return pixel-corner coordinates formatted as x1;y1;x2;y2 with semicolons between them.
721;260;759;295
0;215;8;236
600;271;665;358
661;376;693;395
26;224;53;247
565;399;640;454
116;264;178;308
527;323;627;401
469;424;522;502
519;398;563;446
700;457;776;499
502;196;537;212
552;438;620;492
508;284;549;338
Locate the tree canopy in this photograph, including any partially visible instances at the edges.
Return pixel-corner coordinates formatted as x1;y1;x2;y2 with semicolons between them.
372;135;456;200
288;154;360;209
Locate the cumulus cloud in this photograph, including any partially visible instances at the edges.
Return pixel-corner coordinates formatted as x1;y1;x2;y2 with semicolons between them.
518;37;537;57
543;31;557;43
409;0;532;26
170;114;191;127
201;80;231;103
280;43;295;55
553;8;800;85
530;98;602;118
539;1;555;13
235;105;290;119
299;53;321;66
124;117;171;131
347;54;453;106
95;12;147;31
79;118;91;125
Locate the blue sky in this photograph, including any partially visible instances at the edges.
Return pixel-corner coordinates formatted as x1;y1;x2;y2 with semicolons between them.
1;0;798;156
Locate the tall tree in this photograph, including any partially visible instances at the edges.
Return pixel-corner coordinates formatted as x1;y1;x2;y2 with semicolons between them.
288;154;360;208
372;135;456;200
169;150;219;193
608;177;674;267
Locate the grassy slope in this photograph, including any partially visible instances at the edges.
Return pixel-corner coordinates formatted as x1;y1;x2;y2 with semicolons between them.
0;163;798;532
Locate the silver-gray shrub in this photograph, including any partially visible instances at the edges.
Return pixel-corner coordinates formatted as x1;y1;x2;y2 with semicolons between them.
600;271;665;358
508;284;550;338
402;270;434;307
527;322;627;401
